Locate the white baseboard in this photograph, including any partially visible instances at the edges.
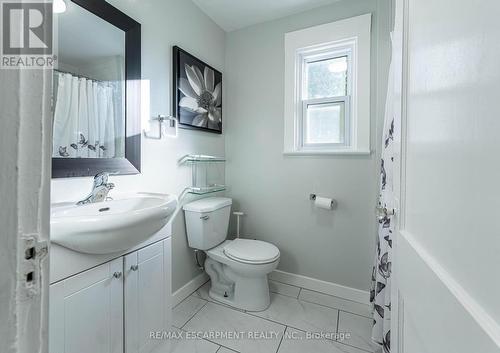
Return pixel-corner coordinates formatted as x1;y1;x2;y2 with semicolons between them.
172;272;209;307
269;270;369;305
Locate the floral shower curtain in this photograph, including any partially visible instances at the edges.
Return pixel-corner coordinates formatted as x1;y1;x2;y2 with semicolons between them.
53;72;117;158
370;33;397;353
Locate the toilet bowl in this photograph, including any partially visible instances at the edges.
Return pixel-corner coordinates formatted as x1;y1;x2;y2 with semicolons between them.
205;239;280;311
183;197;280;311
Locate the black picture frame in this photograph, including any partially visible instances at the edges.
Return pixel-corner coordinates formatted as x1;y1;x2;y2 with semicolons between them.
172;46;223;134
52;0;141;178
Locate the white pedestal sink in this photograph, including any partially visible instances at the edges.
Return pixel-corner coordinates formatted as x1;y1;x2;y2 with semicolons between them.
51;192;177;254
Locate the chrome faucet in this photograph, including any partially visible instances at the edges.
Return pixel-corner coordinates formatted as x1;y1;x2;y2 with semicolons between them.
76;172;115;205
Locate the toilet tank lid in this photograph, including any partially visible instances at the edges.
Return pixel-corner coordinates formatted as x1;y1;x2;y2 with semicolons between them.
183;197;232;213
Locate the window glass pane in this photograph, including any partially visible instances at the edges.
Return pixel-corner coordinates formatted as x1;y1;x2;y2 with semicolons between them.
306;56;347;99
305;102;345;144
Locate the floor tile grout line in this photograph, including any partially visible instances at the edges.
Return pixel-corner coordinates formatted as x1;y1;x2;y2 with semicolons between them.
177;321;233;351
297;297;372;319
336;340;375;353
243;310;337;342
179;300;209;330
244;311;291;330
190;280;373;352
184;300;283;352
173;279;210;309
200;292;338;337
203;299;289;332
242;306;369;348
275;325;287;353
216;345;240;353
174;326;224;353
269;290;301;299
337;308;373;319
280;325;375;353
300;286;370;305
188;294;372;353
272;291;371;319
270;278;369;307
336;310;340;335
193;334;243;353
269;278;302;290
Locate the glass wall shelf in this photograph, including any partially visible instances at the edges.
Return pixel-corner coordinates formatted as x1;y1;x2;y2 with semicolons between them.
178;154;226;164
187;185;226;195
178;154;226;200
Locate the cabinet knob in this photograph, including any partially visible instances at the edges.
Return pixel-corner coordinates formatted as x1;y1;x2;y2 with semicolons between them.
130;265;139;271
113;271;122;279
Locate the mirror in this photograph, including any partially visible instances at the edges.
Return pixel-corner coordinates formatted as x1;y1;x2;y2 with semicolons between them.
52;0;141;178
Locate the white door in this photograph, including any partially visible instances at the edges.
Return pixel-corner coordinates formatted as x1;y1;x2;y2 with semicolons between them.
124;239;171;353
49;258;124;353
392;0;500;352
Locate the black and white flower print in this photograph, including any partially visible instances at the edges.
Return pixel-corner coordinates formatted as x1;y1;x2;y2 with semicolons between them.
370;45;399;352
58;132;100;157
58;146;69;157
371;118;395;353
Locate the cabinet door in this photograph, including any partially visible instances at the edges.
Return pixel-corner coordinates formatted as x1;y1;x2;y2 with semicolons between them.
49;258;123;353
125;239;171;353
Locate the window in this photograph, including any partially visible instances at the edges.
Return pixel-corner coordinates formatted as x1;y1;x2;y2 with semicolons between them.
300;48;352;148
284;14;372;155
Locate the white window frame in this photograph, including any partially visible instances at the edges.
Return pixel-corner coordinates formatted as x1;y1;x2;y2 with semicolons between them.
299;44;353;150
284;14;372;155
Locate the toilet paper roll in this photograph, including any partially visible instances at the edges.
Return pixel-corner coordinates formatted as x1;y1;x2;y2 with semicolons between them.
314;196;336;210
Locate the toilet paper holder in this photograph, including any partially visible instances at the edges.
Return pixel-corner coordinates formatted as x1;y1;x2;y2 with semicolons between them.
309;194;337;209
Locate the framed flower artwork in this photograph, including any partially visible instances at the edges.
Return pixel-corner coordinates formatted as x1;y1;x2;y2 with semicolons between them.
172;46;222;134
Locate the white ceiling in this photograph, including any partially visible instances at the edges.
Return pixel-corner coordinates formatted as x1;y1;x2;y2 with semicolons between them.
191;0;341;32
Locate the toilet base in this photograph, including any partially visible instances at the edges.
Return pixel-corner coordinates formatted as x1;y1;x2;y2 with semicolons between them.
208;277;270;312
204;257;276;312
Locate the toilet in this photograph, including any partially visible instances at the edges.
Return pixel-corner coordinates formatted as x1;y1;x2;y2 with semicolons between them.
183;197;280;311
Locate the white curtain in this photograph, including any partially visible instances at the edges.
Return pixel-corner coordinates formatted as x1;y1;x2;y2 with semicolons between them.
53;72;118;158
370;32;397;353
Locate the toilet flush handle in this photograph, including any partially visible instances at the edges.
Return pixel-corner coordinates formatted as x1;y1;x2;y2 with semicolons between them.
200;215;210;220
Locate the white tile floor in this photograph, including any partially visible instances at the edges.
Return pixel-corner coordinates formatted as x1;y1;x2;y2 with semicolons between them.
170;280;378;353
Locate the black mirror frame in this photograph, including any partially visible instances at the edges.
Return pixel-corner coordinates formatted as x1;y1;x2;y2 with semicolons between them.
52;0;141;178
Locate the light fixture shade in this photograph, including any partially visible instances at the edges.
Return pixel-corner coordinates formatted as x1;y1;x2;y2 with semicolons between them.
53;0;67;14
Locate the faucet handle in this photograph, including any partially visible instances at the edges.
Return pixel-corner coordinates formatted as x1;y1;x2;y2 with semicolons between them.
93;172;109;187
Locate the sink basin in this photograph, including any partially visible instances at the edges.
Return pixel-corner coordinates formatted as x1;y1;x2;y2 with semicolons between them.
51;192;177;254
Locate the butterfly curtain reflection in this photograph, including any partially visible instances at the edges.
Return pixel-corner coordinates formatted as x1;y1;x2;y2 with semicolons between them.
53;72;118;158
370;33;397;353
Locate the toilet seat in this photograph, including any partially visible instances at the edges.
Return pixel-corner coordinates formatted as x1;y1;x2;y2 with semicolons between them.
223;239;280;264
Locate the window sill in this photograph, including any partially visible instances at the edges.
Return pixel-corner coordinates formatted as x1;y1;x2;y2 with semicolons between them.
283;149;371;156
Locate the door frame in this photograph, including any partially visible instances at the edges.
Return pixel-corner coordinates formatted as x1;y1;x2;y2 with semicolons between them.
0;64;52;351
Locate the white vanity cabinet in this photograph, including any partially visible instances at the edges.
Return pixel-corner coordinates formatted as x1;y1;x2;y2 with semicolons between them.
49;258;124;353
49;239;171;353
124;239;171;353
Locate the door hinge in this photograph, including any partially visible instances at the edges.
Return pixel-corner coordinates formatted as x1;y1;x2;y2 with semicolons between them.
19;233;48;301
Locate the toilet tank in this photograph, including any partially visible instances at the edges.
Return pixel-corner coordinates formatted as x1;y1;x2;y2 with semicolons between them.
183;197;232;250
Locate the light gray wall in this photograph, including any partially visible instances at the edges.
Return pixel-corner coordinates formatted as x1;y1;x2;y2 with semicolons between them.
50;0;226;292
225;0;392;291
